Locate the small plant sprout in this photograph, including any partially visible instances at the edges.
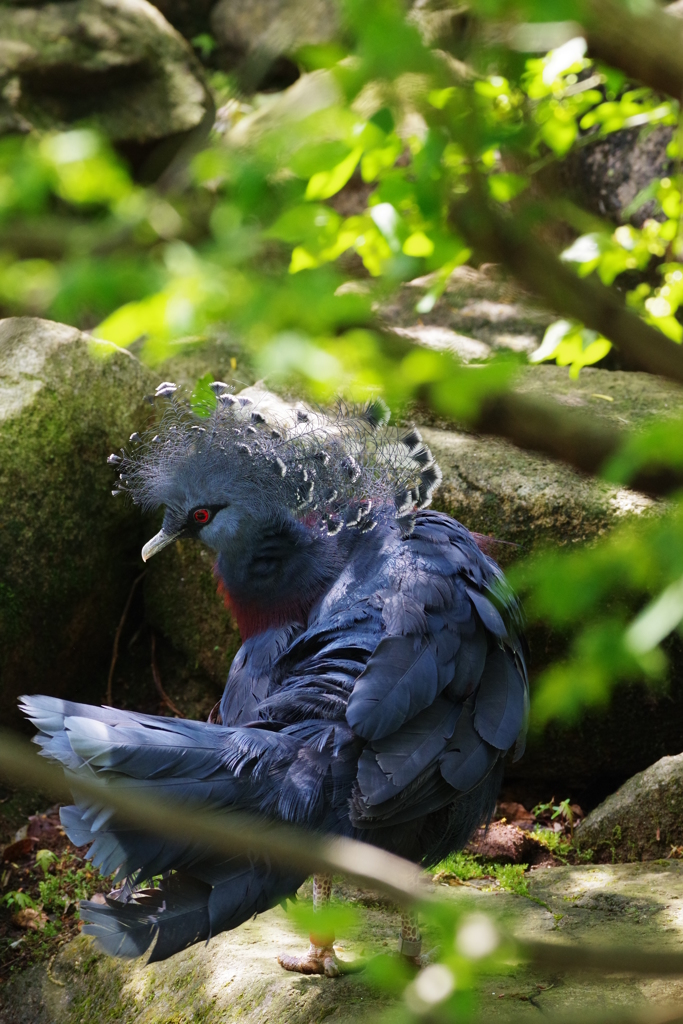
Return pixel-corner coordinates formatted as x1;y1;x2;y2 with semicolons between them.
34;849;57;876
456;913;500;959
2;890;37;911
405;963;456;1014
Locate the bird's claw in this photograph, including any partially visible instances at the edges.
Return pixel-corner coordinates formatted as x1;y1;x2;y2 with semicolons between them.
400;945;440;970
278;943;341;977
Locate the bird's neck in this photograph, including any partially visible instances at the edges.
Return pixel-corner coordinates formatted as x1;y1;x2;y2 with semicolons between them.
215;579;315;638
213;517;342;639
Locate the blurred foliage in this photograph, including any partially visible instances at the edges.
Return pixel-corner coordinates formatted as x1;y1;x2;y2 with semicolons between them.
3;0;683;868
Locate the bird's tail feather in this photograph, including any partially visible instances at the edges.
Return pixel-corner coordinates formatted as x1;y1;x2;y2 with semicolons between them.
81;859;303;962
20;695;307;961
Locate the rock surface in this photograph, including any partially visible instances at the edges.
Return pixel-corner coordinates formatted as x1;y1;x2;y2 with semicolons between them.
0;317;154;730
576;753;683;862
0;0;212;180
382;265;555;359
4;864;683;1022
560;123;673;226
210;0;338;88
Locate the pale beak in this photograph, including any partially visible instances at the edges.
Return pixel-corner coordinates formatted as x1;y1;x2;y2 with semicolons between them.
141;529;180;562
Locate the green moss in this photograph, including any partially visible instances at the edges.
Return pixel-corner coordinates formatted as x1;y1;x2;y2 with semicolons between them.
0;322;155;728
144;538;242;689
431;851;530;897
61;941;135;1024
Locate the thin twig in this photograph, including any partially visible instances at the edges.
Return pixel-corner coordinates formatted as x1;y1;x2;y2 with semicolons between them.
0;731;426;908
449;181;683;387
3;732;683;980
150;632;183;717
518;937;683;977
106;571;146;706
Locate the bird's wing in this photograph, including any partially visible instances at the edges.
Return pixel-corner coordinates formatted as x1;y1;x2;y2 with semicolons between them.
219;623;302;725
339;510;528;833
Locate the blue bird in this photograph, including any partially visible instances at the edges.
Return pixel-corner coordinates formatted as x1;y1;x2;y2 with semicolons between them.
21;383;528;975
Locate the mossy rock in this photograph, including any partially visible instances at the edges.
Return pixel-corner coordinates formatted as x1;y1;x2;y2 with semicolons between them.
0;0;212;180
575;753;683;861
0;317;154;730
144;537;241;689
5;865;683;1021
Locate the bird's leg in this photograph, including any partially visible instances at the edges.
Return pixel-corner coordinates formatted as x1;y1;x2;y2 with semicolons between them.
397;910;423;964
278;873;341;977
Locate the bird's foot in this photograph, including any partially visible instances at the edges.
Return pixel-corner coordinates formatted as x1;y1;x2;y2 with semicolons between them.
402;950;436;969
278;942;341;977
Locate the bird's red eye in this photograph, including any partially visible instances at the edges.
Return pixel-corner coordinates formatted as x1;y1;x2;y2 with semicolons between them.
194;508;210;524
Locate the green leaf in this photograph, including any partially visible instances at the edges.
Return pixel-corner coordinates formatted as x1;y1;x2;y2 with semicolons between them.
305;146;363;200
402;231;434;257
289;141;352;179
488;173;529;203
370;106;395;134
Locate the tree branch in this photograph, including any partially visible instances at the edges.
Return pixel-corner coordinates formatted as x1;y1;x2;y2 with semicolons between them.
449;191;683;388
469;389;683;498
4;730;683;981
581;0;683;101
377;330;682;498
0;730;425;909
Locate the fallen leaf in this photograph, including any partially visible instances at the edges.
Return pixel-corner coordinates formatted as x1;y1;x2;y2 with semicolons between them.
13;907;48;931
2;837;37;862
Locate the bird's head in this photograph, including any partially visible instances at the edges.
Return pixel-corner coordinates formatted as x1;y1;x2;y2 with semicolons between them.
109;382;442;589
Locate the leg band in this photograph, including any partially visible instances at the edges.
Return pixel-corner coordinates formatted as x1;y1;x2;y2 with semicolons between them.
397;934;423;957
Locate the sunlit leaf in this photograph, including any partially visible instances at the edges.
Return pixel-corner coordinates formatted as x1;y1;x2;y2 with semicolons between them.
305;146;363;200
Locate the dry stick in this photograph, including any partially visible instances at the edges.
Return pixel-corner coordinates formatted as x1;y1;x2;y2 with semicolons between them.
106;571;146;706
150;631;183;718
2;731;683;981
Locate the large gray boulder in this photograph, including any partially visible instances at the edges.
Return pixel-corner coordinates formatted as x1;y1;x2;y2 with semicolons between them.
0;318;154;730
0;0;213;180
576;754;683;861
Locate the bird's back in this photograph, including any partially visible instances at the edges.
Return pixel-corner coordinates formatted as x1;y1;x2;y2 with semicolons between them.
215;507;527;864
